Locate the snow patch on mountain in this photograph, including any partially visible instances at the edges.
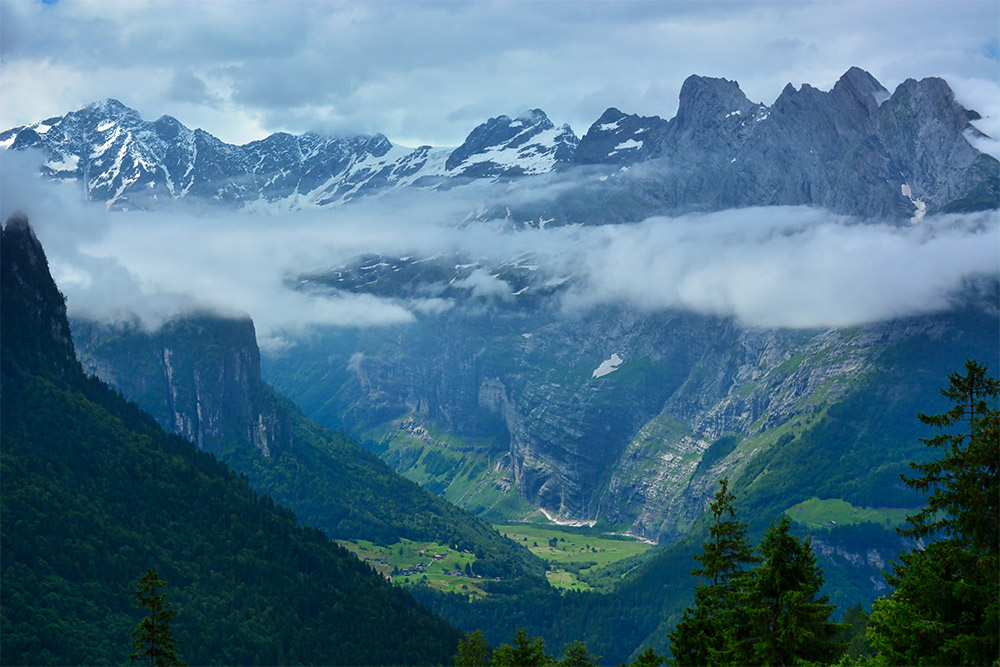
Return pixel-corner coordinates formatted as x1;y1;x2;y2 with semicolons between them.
593;353;624;378
613;139;643;151
901;183;927;223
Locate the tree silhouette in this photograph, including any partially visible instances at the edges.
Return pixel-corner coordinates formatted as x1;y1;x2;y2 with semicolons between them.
455;629;491;667
130;569;183;666
490;628;550;666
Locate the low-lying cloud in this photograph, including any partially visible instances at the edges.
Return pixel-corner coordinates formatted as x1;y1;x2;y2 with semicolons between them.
560;208;998;328
2;155;996;350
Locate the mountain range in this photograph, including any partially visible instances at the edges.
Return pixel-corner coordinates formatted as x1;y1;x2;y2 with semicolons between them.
3;67;996;219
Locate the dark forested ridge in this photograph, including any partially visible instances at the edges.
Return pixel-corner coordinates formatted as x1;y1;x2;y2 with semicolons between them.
72;314;545;581
0;213;461;665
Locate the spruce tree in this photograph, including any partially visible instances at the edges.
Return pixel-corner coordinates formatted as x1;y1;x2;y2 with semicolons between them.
905;359;998;552
629;647;665;666
669;477;757;665
868;360;999;665
455;629;492;667
490;628;551;667
558;640;600;667
737;517;843;665
130;569;183;667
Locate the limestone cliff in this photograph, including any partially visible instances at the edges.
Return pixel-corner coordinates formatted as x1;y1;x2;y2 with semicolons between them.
74;314;292;457
264;290;998;544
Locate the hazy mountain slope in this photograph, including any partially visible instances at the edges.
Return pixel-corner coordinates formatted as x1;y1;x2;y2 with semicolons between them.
72;314;546;580
0;213;461;665
262;276;998;544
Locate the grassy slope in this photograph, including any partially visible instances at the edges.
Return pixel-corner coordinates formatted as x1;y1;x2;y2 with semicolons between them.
494;524;652;592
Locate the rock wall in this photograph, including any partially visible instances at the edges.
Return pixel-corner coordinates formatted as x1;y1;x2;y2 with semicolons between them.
74;314;292;457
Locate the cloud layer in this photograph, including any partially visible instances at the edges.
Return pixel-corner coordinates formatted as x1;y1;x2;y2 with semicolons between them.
3;155;996;348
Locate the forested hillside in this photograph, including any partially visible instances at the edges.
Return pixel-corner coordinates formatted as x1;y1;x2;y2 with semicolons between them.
0;213;461;665
72;314;545;580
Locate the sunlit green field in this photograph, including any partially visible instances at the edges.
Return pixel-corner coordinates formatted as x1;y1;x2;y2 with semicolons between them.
493;523;652;591
785;497;914;530
338;538;490;598
339;523;653;596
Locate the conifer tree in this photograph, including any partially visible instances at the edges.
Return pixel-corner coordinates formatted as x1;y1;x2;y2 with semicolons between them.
737;516;843;665
490;628;551;667
629;647;665;667
669;477;757;665
868;359;999;665
130;569;183;667
455;629;492;667
558;640;600;667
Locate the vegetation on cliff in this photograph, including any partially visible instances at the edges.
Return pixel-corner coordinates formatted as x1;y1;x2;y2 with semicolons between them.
1;216;461;664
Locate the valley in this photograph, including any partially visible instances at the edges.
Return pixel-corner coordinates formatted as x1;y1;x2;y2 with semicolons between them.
339;523;653;596
492;524;653;592
2;52;998;664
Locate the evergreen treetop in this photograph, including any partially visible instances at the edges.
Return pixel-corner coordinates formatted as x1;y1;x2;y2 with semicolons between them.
455;629;492;667
906;358;999;552
669;477;758;666
692;476;758;587
739;517;843;666
670;480;843;666
130;569;183;667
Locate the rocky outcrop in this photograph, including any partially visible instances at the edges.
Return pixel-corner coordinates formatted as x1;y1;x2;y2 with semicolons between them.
1;212;81;379
74;314;292;457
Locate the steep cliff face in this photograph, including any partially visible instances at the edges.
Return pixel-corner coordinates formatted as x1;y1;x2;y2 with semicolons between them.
70;311;548;578
0;212;80;379
73;314;292;457
264;288;998;543
570;68;997;221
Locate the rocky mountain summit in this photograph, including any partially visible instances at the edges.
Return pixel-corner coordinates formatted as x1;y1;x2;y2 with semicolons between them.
445;109;579;178
571;67;995;220
0;99;576;211
3;68;995;218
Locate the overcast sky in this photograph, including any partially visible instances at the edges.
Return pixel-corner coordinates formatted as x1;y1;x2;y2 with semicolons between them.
2;0;998;146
